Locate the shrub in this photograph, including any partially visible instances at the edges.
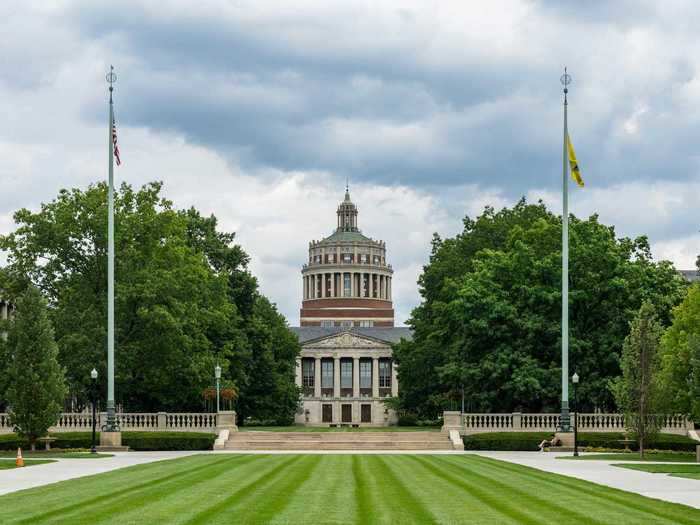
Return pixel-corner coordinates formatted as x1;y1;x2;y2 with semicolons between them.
398;414;418;426
0;431;215;451
462;431;699;452
462;432;552;451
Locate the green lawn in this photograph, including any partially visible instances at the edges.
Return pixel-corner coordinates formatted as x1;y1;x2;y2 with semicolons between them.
0;454;699;524
559;452;697;463
0;459;55;470
616;463;700;480
239;426;440;432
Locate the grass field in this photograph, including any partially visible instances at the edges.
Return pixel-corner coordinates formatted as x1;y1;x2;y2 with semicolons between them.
0;459;54;470
616;463;700;480
0;454;699;524
559;452;697;462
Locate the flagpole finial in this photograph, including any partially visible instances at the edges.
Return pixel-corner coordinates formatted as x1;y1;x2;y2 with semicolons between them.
560;67;571;102
106;65;116;101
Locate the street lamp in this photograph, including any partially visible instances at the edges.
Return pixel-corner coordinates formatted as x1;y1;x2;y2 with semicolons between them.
90;368;98;454
215;364;222;413
572;372;579;457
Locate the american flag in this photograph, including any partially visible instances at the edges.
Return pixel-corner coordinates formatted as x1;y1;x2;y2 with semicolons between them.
112;117;121;166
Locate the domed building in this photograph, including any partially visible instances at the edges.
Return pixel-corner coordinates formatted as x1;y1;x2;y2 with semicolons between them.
299;187;394;327
291;188;410;426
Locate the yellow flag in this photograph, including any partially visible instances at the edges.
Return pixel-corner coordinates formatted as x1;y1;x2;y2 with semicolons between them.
567;133;584;187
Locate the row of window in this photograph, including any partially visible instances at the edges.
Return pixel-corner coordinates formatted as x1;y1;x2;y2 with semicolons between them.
301;358;392;389
311;254;385;265
320;320;373;328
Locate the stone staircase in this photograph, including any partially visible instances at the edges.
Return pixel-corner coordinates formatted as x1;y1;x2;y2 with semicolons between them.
223;431;458;451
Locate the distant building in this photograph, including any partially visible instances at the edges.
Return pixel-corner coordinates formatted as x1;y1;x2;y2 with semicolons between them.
680;269;699;283
300;187;394;327
291;188;409;426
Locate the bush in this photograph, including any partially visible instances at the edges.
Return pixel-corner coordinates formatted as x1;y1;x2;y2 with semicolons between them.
462;431;699;452
398;414;418;426
0;431;215;451
462;432;551;451
123;432;215;451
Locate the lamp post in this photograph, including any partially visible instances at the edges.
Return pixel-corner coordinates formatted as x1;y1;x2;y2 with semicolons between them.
215;364;222;413
90;368;98;454
572;372;579;457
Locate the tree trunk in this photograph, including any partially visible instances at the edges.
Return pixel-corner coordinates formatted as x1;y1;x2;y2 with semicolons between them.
30;441;36;452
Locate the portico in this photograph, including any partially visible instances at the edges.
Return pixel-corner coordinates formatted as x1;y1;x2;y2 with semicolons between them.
292;328;408;426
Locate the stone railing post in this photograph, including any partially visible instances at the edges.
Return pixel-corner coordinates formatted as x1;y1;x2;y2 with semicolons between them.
441;411;463;434
512;412;522;431
216;411;238;432
157;412;167;430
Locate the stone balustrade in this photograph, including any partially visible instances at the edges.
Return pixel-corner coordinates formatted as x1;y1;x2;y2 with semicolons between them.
0;412;226;434
443;411;693;436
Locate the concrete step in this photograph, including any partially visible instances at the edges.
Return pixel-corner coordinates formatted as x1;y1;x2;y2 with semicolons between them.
224;431;456;450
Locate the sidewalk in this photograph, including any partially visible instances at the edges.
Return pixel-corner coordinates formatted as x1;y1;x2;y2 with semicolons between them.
474;451;700;509
0;451;196;496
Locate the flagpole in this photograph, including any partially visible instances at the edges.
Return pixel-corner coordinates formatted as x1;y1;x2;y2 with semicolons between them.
559;68;571;432
105;66;118;433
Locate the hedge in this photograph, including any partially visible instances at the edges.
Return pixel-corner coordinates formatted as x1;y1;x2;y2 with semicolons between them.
462;432;699;452
0;431;216;451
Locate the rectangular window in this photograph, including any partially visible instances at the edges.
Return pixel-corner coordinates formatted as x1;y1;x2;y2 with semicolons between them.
342;254;352;263
320;320;334;328
359;320;373;327
340;360;353;389
379;359;392;388
321;360;334;389
340;320;353;328
344;273;351;297
359;360;372;389
302;359;315;388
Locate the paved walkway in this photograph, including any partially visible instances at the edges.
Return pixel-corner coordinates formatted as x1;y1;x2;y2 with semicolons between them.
474;451;700;510
0;451;196;496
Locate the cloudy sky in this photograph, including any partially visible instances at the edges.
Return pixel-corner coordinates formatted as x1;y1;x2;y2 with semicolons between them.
1;1;699;326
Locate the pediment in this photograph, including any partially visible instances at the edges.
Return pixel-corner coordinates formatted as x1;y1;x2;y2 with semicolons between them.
304;331;389;349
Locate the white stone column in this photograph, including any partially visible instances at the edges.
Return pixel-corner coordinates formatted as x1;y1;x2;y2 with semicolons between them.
314;358;321;398
333;357;340;398
353;357;360;398
330;272;335;298
295;358;302;388
391;361;398;396
350;272;355;298
372;358;379;398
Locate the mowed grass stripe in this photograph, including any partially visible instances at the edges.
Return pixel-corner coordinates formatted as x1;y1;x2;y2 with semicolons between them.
231;455;322;523
378;455;507;524
408;456;542;524
271;455;355;524
433;456;603;524
352;455;372;523
458;455;700;524
182;455;303;524
14;455;238;524
353;455;437;524
54;455;258;524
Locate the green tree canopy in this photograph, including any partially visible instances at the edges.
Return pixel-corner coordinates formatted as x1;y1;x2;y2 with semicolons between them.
609;301;663;458
394;199;687;418
659;283;700;417
4;286;67;449
0;181;300;421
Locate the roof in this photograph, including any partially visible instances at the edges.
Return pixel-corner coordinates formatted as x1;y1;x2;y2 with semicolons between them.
290;326;413;344
680;270;699;282
319;229;373;244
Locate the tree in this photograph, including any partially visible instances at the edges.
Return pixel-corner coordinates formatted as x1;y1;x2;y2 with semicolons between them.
610;302;663;458
394;200;687;418
0;182;300;421
688;335;700;423
4;286;67;450
659;284;700;417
